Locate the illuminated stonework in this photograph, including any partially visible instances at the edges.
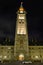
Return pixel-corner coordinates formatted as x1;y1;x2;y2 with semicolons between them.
19;54;24;61
0;2;43;63
19;2;24;13
14;2;29;61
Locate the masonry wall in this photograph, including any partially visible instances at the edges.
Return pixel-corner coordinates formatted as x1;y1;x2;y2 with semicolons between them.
0;45;14;62
29;46;43;62
0;45;43;62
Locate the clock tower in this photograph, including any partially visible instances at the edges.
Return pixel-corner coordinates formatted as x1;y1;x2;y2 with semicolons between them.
14;2;29;61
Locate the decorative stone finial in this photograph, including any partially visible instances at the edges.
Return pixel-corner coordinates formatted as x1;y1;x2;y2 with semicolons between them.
21;2;23;7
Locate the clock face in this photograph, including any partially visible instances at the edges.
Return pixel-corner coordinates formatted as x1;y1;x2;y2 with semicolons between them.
19;15;24;19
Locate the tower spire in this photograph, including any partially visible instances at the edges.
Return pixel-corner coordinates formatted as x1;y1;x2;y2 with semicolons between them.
20;2;23;8
19;2;24;12
14;2;29;61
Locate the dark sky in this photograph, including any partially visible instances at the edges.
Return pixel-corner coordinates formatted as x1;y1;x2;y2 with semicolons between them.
0;0;43;44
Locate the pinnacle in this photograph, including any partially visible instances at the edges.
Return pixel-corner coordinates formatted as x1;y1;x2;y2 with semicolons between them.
20;2;23;8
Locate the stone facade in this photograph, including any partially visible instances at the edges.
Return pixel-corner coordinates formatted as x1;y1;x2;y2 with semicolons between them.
14;2;29;61
0;46;14;62
0;45;43;62
0;3;43;62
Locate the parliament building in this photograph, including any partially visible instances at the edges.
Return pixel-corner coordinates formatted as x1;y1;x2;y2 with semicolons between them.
0;2;43;63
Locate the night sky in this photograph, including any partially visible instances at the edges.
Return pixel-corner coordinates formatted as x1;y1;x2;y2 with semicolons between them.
0;0;43;45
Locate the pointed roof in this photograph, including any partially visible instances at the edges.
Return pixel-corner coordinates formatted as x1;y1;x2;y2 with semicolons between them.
20;2;23;8
19;2;24;11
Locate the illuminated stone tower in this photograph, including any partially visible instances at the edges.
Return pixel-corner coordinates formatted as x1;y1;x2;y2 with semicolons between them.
14;2;29;61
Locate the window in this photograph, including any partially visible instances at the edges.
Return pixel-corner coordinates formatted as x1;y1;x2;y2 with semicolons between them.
11;51;14;53
42;48;43;49
29;48;31;49
7;51;9;53
32;48;34;49
19;22;21;23
22;22;24;23
39;48;40;49
1;47;3;49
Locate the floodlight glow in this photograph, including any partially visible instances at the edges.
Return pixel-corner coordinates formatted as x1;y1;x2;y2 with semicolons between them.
20;11;23;13
35;56;38;59
4;56;7;59
19;54;24;61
